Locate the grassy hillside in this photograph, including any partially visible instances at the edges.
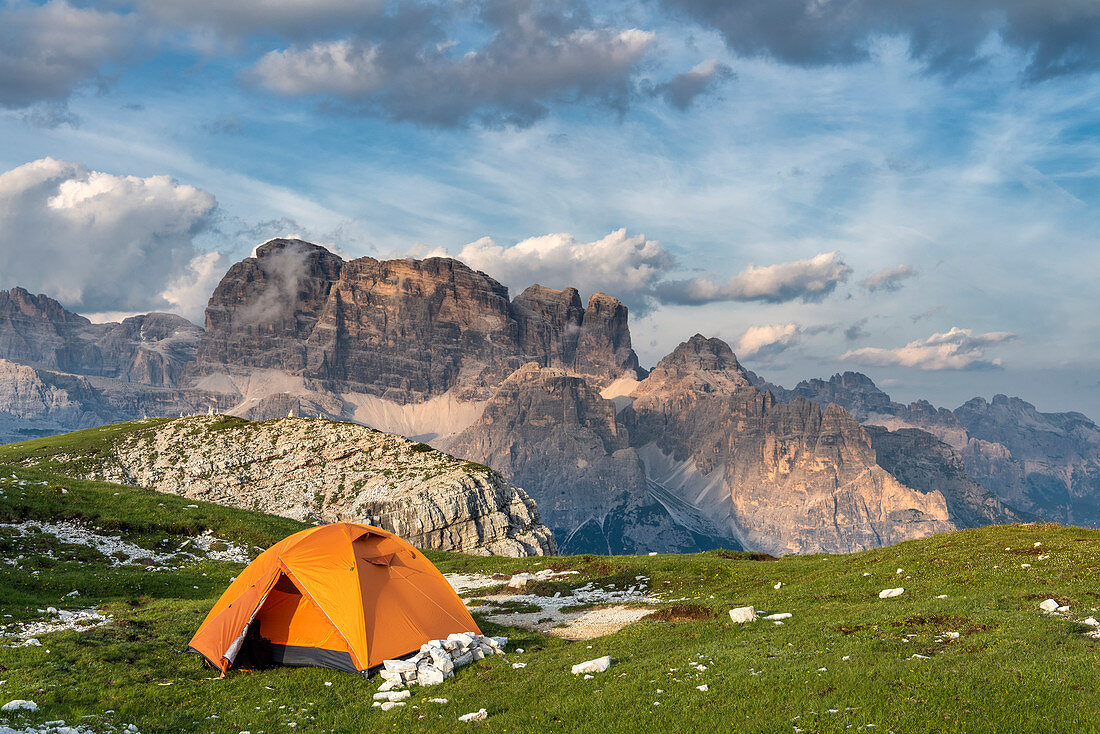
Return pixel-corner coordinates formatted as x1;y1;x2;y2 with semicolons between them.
0;436;1098;732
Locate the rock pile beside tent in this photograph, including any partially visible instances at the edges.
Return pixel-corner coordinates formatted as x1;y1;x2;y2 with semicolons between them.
377;633;507;690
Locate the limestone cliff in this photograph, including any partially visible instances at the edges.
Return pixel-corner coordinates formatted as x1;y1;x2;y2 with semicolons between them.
441;364;717;553
623;336;956;555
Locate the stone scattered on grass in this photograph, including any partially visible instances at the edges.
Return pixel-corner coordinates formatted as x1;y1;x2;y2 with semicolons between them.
764;613;791;621
696;685;709;692
1039;599;1060;612
878;588;904;599
728;606;757;623
1;700;38;712
459;709;488;722
571;656;611;675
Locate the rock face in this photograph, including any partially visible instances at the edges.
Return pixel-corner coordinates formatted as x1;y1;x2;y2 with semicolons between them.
622;336;956;555
442;364;714;554
770;371;1100;528
192;240;641;403
955;395;1100;525
80;415;555;557
0;287;201;387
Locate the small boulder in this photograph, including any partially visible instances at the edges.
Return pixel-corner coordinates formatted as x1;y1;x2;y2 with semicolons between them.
764;612;792;621
1039;599;1060;612
878;588;904;599
373;690;411;702
418;665;446;687
571;656;612;675
1;700;37;712
380;701;405;711
459;709;488;722
728;606;757;623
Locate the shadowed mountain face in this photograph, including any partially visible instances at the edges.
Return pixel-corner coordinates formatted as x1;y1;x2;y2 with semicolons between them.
0;239;1062;553
774;372;1100;528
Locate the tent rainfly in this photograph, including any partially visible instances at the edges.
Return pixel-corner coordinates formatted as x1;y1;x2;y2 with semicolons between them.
188;522;481;676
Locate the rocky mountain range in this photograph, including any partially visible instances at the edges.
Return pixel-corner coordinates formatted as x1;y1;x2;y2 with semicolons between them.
762;371;1100;527
1;237;1094;554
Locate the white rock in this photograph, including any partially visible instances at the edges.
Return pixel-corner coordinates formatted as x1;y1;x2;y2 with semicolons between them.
1082;617;1099;627
512;663;527;669
583;674;594;680
380;701;405;711
896;568;904;574
1033;542;1042;547
1;700;37;712
728;606;757;623
1039;599;1059;612
773;582;783;589
947;632;960;639
429;698;448;704
878;588;904;599
418;665;446;686
1057;605;1070;613
383;659;417;674
571;656;611;675
764;612;792;620
1021;564;1031;569
935;595;948;599
377;679;402;692
459;709;488;722
648;552;658;556
862;572;871;576
696;685;709;692
373;690;411;702
506;574;533;589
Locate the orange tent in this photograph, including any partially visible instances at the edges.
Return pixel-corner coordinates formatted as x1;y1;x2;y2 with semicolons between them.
188;522;481;676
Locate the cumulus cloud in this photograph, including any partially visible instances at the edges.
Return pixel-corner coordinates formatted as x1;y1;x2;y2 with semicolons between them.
250;1;656;127
841;327;1017;370
736;322;801;358
654;59;734;110
655;251;852;305
860;264;916;293
0;158;218;317
661;0;1100;79
451;228;674;311
0;0;135;108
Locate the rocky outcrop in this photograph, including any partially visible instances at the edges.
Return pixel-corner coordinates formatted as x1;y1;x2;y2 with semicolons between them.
79;415;555;557
623;336;956;555
442;364;713;553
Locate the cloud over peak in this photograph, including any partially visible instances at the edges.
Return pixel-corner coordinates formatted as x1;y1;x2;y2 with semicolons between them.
655;251;852;305
841;327;1017;371
450;228;674;311
0;158;219;320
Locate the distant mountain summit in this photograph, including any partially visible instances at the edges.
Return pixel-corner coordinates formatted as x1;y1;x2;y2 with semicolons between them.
0;238;1090;555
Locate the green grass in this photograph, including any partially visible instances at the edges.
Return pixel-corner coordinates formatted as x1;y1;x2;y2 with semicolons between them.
0;462;1098;732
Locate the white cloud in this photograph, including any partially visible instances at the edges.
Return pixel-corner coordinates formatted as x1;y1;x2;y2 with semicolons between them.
448;228;674;311
860;264;917;292
841;327;1017;370
159;251;229;322
0;158;218;316
655;251;852;305
736;322;800;357
0;0;135;107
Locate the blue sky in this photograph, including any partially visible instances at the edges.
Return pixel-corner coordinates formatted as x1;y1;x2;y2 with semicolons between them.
1;0;1099;417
